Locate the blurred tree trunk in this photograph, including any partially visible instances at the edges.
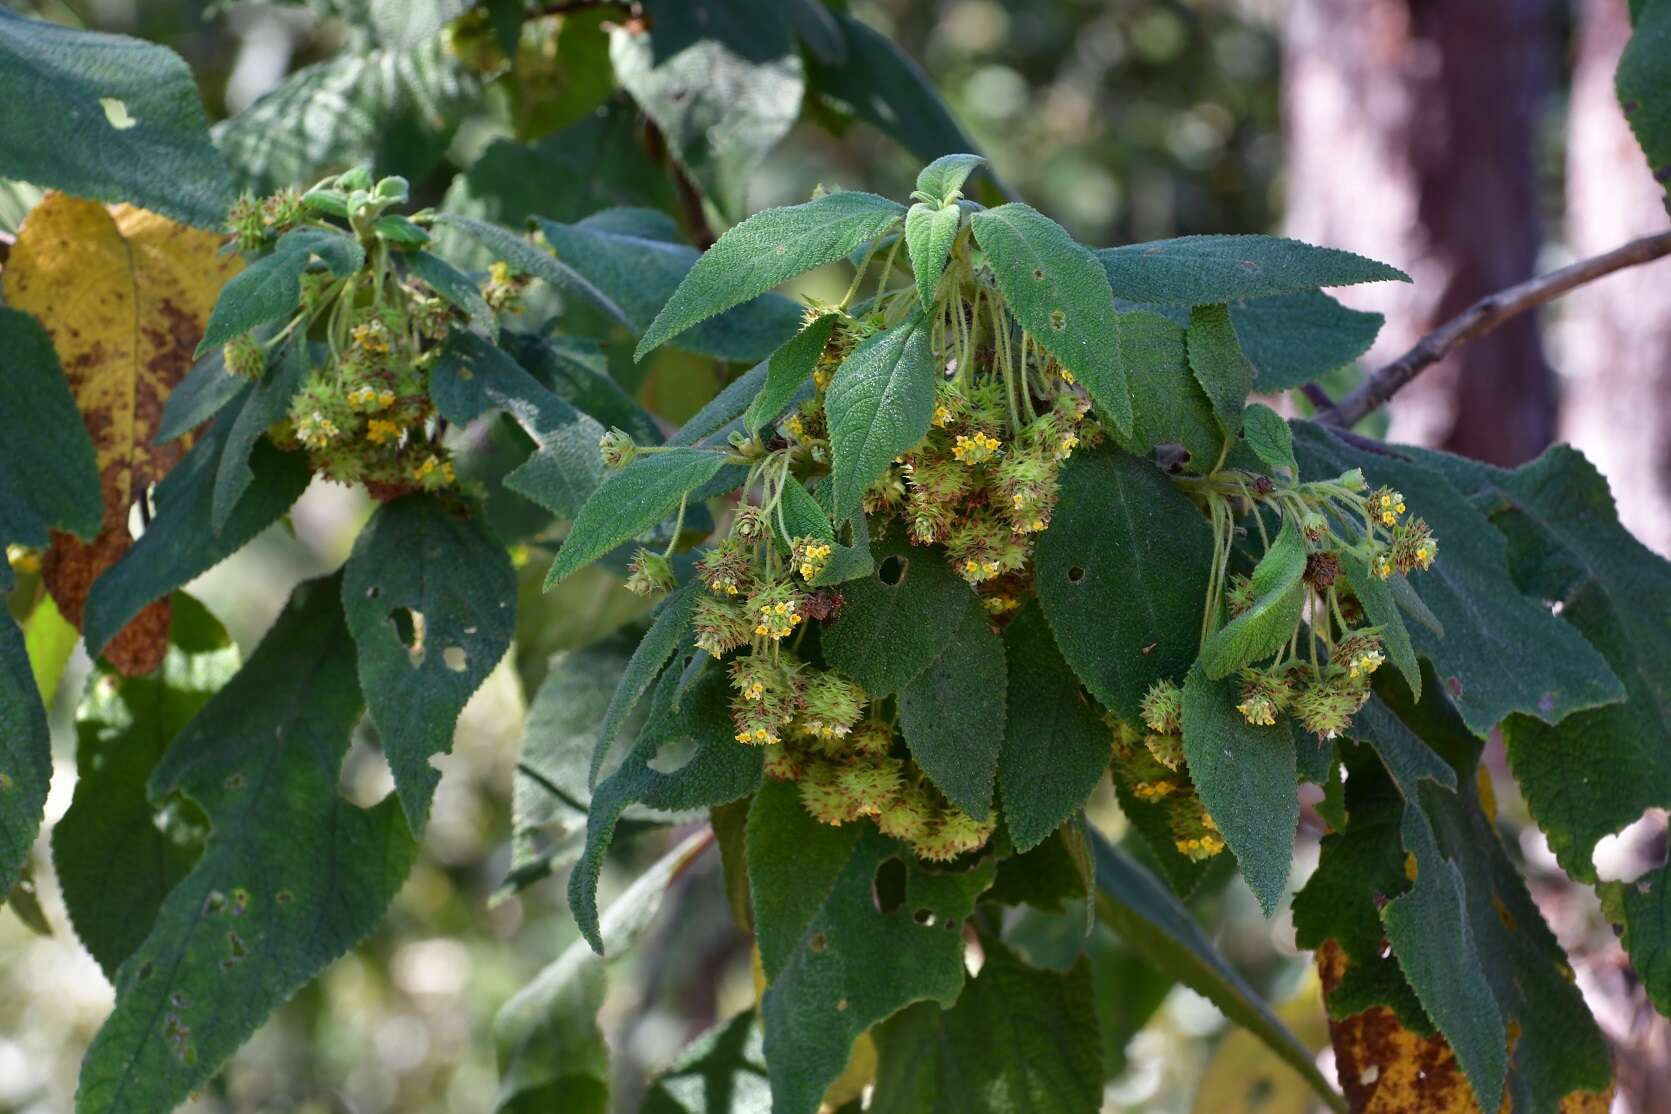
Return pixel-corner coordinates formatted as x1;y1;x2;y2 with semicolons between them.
1281;0;1558;465
1560;0;1671;556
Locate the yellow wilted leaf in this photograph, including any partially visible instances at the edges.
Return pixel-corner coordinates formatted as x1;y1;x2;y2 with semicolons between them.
2;192;239;675
1316;942;1611;1114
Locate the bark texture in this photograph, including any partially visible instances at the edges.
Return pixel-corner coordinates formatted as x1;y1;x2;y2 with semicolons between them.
1282;0;1558;465
1560;0;1671;556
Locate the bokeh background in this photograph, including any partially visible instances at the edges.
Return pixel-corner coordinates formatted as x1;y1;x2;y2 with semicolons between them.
2;0;1668;1111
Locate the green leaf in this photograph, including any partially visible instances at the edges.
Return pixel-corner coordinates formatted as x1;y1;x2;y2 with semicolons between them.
1096;235;1409;306
642;1009;772;1114
546;448;729;587
155;345;247;445
434;213;632;329
215;38;478;194
536;213;802;363
497;829;714;1114
83;414;311;661
870;938;1102;1114
0;10;232;228
569;669;762;952
898;604;1007;820
1035;446;1214;723
53;596;236;979
195;249;308;357
636;190;905;360
610;0;804;222
0;593;49;899
914;153;986;204
1229;290;1383;393
407;250;497;340
1199;516;1307;679
998;604;1112;852
1241;403;1296;475
1291;423;1625;735
76;577;418;1114
785;0;844;63
746;314;838;434
1617;0;1671;201
1179;666;1297;914
0;307;102;546
748;779;996;1114
1104;308;1222;472
279;225;364;276
905;202;962;310
1090;829;1343;1111
341;495;516;831
823;528;977;696
972;203;1131;435
1186;303;1255;437
1430;447;1671;1011
211;338;309;533
1350;686;1613;1113
825;307;938;522
25;592;77;706
430;332;609;523
594;583;701;787
806;13;999;197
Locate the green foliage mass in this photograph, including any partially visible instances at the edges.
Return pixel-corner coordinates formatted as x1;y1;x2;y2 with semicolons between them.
2;5;1669;1113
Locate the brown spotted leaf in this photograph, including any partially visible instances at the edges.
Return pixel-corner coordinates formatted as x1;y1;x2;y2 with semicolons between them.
2;193;239;674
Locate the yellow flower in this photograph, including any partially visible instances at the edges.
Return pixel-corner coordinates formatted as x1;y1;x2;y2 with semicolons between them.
1373;553;1394;580
351;322;391;355
366;419;400;445
1056;432;1079;461
296;412;339;449
1348;650;1385;679
1060;369;1075;385
489;260;513;287
951;431;1001;464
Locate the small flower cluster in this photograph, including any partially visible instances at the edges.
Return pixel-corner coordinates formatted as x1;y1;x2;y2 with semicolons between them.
221;170;494;500
859;368;1093;596
1112;706;1225;862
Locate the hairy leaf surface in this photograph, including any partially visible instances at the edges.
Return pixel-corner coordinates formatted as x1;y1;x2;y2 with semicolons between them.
76;577;418;1114
1185;303;1256;436
0;10;232;227
0;308;102;548
823;529;977;696
1097;235;1408;306
898;604;1007;820
748;780;996;1114
973;203;1131;435
998;604;1114;852
905;201;962;310
1035;446;1214;723
825;308;938;521
636;191;905;359
536;212;802;362
545;448;730;586
870;939;1102;1114
1291;422;1624;735
342;495;517;830
1180;667;1298;914
746;314;838;434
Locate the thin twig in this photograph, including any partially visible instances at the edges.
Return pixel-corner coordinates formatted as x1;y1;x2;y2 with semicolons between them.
1320;229;1671;428
1299;382;1334;411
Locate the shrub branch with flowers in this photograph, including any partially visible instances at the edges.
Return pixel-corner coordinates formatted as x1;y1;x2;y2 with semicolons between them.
4;5;1671;1113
